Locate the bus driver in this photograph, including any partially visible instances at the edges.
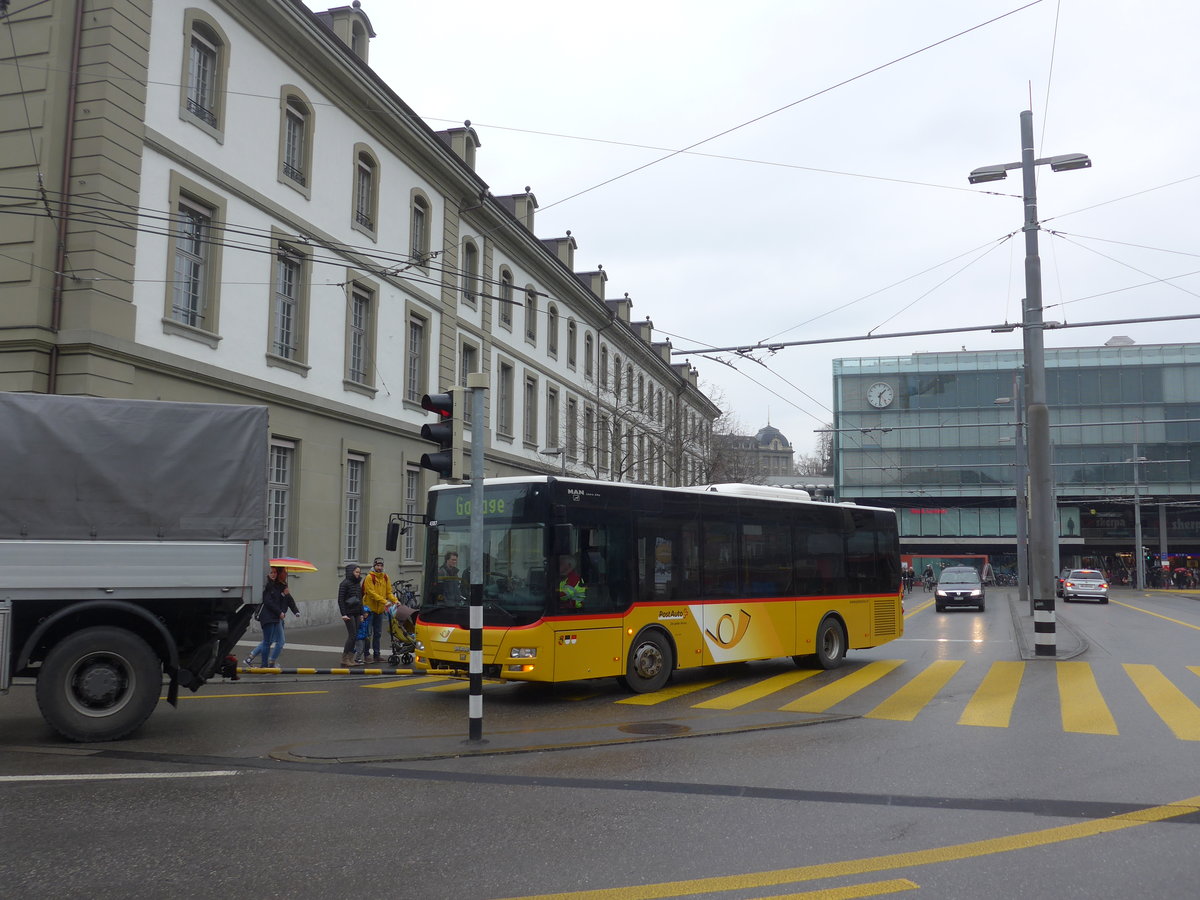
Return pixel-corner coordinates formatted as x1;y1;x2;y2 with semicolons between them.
557;555;586;610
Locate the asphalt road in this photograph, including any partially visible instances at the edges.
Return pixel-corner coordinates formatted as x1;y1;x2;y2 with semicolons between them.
2;587;1199;899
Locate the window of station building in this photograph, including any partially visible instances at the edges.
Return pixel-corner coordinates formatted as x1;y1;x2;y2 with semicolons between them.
498;268;514;328
163;173;225;346
460;239;479;306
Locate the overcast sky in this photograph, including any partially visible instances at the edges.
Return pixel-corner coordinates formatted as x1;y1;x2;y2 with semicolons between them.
307;0;1200;458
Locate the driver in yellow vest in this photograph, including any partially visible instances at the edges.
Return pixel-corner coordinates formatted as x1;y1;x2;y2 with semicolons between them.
557;554;586;610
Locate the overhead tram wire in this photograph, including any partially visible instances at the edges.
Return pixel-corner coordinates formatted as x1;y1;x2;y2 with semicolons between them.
536;0;1048;215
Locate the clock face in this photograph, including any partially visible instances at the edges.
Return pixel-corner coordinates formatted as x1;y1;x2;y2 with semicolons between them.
867;381;895;408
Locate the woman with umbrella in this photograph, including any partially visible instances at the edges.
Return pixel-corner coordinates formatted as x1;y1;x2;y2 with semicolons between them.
244;559;310;668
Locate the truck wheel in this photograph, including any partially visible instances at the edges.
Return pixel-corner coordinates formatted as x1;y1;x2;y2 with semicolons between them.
36;627;162;742
623;629;673;693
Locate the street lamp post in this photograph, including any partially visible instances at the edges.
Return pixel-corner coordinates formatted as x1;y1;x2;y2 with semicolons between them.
540;448;567;475
1129;448;1146;590
970;110;1091;657
995;375;1029;612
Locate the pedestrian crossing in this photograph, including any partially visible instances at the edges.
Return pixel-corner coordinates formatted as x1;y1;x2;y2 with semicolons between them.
610;659;1200;740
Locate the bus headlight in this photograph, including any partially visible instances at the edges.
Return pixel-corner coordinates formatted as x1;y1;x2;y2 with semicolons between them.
415;640;425;651
510;647;537;658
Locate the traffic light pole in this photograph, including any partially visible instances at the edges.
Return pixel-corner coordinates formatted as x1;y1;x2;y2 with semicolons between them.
466;372;488;743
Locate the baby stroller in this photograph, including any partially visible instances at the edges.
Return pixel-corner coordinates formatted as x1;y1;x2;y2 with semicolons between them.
387;579;420;665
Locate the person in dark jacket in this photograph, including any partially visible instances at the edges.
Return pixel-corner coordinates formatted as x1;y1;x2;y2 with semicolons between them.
244;567;299;668
337;564;365;667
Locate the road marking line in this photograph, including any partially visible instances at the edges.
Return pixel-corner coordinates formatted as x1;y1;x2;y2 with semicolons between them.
1110;599;1200;631
165;691;328;700
0;771;240;783
866;660;963;721
617;679;728;706
779;660;904;713
1124;664;1200;741
748;878;919;899
497;794;1200;900
362;676;452;690
693;670;819;710
904;598;935;617
1057;662;1118;735
958;661;1024;727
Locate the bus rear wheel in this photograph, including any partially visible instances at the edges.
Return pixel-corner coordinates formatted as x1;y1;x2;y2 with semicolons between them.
621;630;673;693
793;616;846;671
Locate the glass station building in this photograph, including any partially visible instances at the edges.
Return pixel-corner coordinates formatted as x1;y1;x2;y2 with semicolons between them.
832;341;1200;585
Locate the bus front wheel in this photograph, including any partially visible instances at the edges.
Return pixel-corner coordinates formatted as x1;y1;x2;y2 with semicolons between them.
794;616;846;671
621;630;673;693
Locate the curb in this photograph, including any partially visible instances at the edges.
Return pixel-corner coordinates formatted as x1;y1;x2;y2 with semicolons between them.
1008;594;1087;661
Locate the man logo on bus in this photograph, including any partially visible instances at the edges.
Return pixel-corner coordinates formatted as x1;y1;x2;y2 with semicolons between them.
705;609;751;649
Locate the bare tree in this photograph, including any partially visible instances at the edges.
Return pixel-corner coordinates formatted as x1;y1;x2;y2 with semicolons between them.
794;425;834;476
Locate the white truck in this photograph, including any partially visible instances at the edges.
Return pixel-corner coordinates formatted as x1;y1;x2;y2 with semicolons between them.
0;393;268;741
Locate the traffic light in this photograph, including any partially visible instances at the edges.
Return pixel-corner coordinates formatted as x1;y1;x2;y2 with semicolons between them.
419;390;464;480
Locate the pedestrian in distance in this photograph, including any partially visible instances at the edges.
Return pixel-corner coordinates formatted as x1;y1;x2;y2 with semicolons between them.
352;602;371;665
362;557;392;664
244;566;299;668
338;564;365;667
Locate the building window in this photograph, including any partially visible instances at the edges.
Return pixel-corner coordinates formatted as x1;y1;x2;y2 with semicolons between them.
614;356;622;398
459;342;479;424
567;321;577;368
547;305;559;357
524;375;538;444
566;398;578;459
525;289;537;343
186;30;218;127
584;407;595;465
353;147;378;236
271;244;303;360
547;386;560;450
638;375;645;412
344;454;365;563
180;12;229;139
278;90;313;193
599;345;608;389
627;364;635;405
411;192;430;264
498;362;514;437
461;239;479;306
498;268;513;328
584;334;594;379
405;313;426;403
268;440;294;559
171;197;212;329
345;284;375;391
404;466;419;561
600;415;610;471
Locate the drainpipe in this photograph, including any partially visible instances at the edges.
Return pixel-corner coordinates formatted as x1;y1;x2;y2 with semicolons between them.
47;0;85;394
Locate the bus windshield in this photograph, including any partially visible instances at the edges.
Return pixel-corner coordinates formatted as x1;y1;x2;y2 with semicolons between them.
424;485;552;626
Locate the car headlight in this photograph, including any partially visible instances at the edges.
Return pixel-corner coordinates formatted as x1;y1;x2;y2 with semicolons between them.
509;647;537;658
970;589;982;597
936;589;948;597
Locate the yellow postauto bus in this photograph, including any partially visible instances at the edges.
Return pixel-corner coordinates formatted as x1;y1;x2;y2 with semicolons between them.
414;477;902;692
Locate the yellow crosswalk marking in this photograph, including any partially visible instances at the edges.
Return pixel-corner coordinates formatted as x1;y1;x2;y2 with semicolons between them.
693;670;820;710
958;661;1024;727
422;680;471;691
1124;664;1200;741
1058;661;1118;735
779;660;905;713
866;660;963;721
616;678;729;705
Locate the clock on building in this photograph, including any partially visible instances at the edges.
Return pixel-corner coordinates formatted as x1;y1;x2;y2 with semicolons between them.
866;381;895;408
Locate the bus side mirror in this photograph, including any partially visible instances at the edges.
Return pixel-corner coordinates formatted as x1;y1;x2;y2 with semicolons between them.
386;521;401;552
552;523;572;556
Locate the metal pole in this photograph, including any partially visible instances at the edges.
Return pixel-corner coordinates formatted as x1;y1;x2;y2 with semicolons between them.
1018;109;1057;657
1012;373;1030;613
1132;443;1144;591
466;372;488;743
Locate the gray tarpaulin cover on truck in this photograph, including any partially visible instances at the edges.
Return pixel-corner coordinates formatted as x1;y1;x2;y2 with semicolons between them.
0;393;268;541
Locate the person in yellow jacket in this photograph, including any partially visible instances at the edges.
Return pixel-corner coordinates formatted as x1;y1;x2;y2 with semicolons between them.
362;557;393;663
557;554;586;611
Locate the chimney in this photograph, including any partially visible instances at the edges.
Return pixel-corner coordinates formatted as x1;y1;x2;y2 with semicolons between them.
604;291;632;322
540;231;576;269
577;266;608;300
